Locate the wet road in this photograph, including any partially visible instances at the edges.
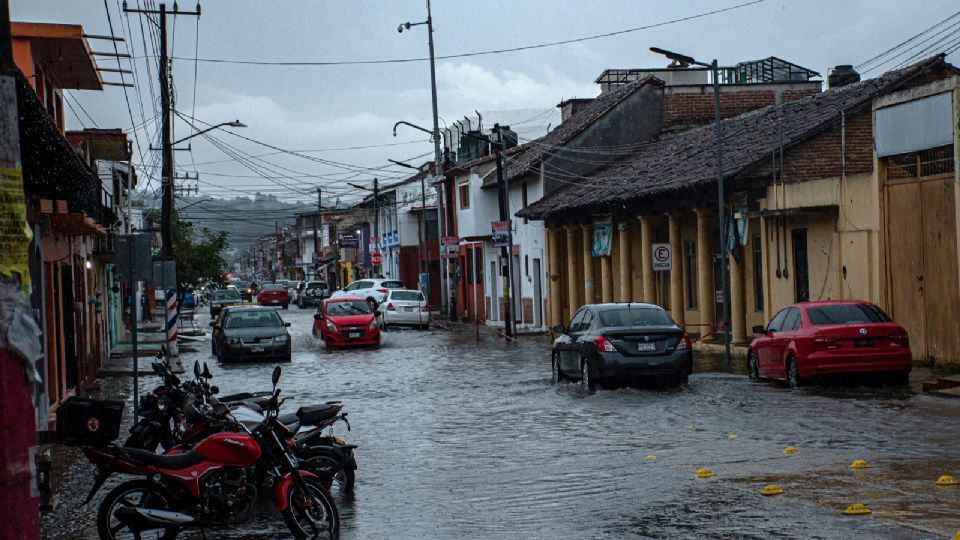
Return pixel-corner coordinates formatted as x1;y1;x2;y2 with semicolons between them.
55;307;960;539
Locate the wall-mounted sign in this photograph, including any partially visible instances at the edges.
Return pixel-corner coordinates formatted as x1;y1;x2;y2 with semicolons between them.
338;233;359;248
441;236;460;259
491;221;509;248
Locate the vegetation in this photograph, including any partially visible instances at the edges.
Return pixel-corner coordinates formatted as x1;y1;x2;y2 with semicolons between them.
172;216;230;287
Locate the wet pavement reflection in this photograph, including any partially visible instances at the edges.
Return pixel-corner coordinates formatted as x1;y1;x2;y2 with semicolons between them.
51;308;960;539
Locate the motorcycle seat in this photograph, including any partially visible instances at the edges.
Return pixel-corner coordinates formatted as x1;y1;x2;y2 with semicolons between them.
278;412;301;427
123;447;204;470
297;404;340;426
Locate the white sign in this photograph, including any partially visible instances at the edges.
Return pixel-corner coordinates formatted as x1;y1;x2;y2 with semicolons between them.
652;243;672;271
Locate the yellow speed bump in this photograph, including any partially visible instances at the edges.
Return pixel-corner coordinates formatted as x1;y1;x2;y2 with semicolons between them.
727;434;738;439
783;446;798;455
935;475;959;487
696;468;716;478
646;455;657;460
843;503;872;515
686;424;695;429
952;531;960;540
760;484;784;496
849;459;871;469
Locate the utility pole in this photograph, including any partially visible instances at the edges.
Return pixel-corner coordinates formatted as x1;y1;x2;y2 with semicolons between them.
494;125;514;339
373;177;380;275
424;0;446;315
314;188;321;280
0;2;41;535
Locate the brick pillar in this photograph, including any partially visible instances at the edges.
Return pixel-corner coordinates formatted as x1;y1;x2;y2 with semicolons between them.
668;213;685;327
617;223;631;301
695;209;716;338
564;226;579;318
547;228;562;328
639;215;656;303
580;224;595;305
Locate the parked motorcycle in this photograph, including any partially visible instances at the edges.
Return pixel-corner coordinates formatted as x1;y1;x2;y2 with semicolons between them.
63;365;339;539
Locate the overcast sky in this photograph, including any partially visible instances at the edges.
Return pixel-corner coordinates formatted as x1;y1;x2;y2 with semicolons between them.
11;0;960;207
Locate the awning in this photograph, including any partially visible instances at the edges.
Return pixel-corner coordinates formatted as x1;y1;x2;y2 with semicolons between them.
48;212;105;236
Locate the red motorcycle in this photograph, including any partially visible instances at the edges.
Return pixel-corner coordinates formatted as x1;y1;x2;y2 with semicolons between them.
63;366;338;539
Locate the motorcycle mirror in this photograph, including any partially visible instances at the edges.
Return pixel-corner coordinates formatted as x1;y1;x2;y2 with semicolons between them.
202;363;213;379
271;365;281;387
193;361;201;378
210;385;220;394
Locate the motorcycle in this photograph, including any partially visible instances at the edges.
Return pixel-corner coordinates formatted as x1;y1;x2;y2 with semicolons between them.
127;358;358;493
77;366;339;539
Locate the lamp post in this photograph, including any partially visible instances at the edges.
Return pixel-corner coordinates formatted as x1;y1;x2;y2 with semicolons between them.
651;46;730;367
399;0;447;315
392;121;435;304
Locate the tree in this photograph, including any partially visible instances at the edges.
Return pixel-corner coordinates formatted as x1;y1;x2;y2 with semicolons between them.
172;216;230;288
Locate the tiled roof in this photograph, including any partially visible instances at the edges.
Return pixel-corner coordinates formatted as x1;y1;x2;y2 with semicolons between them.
519;56;953;221
495;75;659;186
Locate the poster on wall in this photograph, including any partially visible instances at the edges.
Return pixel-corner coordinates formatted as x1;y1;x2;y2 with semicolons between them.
592;217;612;257
728;192;749;251
491;221;510;248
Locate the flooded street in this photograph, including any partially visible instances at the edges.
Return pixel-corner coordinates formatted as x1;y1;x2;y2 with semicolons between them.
49;308;960;539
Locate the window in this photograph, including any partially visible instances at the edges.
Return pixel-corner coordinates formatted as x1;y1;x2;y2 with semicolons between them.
885;145;954;179
262;284;285;291
753;235;764;312
792;229;809;303
522;182;529;224
381;280;404;289
326;300;372;316
225;310;283;329
524;255;529;277
458;181;470;210
598;307;674;327
568;309;586;332
767;308;789;333
580;310;595;332
390;290;424;302
685;240;698;309
807;304;890;325
781;308;801;332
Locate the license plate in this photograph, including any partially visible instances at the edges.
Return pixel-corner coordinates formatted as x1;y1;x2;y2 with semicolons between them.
348;332;361;339
404;307;416;312
250;345;264;353
637;342;656;352
854;338;874;348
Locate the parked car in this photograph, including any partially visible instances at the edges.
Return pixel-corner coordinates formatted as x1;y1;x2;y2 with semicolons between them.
214;306;292;363
313;297;381;347
257;283;291;309
377;289;429;329
209;305;237;355
747;300;912;388
298;281;329;308
330;278;405;309
209;289;242;318
551;303;692;389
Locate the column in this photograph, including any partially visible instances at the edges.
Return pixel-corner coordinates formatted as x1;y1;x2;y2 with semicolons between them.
668;213;685;326
600;254;613;302
695;209;716;337
564;226;579;319
730;247;747;344
580;224;595;305
617;223;631;301
547;228;562;328
639;215;656;303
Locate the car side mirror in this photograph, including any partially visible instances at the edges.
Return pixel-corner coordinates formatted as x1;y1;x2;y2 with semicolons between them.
285;322;291;327
314;314;323;321
552;324;565;334
752;325;767;335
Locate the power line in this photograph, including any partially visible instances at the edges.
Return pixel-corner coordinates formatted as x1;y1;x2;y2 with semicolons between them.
163;1;765;67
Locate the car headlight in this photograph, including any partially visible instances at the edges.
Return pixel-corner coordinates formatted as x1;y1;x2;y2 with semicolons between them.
368;319;379;330
325;319;337;332
275;334;289;343
226;337;241;344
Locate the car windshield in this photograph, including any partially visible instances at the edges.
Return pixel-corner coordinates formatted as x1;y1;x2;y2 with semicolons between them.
390;290;423;301
597;307;674;327
224;310;283;329
381;280;404;289
806;304;890;325
326;300;372;316
262;284;285;291
213;290;241;301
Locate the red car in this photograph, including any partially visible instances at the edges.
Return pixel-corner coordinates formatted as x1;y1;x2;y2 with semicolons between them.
313;297;381;347
257;283;290;309
748;300;912;387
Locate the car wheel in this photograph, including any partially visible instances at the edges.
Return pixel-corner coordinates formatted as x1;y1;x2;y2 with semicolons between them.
580;357;596;391
551;353;562;383
676;373;689;385
282;303;289;310
787;357;803;388
887;370;910;387
747;351;761;382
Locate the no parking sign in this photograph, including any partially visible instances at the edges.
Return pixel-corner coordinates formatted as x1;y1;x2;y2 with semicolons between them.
652;243;672;271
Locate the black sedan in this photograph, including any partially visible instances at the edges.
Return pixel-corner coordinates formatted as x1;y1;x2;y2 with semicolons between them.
551;303;692;389
213;306;292;363
209;289;242;318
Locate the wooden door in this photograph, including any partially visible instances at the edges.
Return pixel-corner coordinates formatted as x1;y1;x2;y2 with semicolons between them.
920;178;960;362
886;181;927;360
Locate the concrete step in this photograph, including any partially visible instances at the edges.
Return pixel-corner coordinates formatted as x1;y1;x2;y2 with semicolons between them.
921;376;960;393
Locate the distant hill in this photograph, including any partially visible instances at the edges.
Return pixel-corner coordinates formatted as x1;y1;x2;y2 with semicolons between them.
174;193;310;253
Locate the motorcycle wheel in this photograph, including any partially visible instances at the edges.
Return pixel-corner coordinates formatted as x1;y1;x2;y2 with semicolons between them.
304;453;356;493
282;476;340;539
97;479;179;540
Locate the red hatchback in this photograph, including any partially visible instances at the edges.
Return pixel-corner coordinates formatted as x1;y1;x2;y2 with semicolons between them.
257;283;290;309
747;300;912;387
313;297;381;347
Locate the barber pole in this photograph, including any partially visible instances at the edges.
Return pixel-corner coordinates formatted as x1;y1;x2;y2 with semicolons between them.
165;289;178;357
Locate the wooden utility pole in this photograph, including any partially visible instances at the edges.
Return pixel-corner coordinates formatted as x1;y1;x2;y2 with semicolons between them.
314;188;321;280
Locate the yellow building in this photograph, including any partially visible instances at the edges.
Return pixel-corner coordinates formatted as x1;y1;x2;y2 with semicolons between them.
520;56;960;366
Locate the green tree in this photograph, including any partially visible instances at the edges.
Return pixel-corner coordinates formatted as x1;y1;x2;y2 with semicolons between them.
172;217;230;287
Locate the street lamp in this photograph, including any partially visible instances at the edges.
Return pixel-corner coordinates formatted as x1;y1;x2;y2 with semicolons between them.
392;121;433;301
173;119;246;146
651;46;731;367
399;0;449;316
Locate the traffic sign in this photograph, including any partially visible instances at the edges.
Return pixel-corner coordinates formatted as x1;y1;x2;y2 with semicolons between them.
371;251;384;266
652;243;672;271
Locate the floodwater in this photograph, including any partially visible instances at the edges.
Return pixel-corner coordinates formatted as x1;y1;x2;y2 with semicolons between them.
44;308;960;539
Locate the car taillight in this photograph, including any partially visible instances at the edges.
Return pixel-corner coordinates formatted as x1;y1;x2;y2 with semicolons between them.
387;303;396;311
421;305;429;312
888;333;908;348
676;333;692;350
325;319;337;332
594;336;617;352
813;333;839;349
377;288;388;293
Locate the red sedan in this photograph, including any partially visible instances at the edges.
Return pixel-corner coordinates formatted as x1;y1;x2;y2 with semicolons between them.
257;283;290;309
747;300;912;387
313;297;381;347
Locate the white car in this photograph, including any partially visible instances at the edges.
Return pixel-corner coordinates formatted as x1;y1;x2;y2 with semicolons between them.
330;278;405;308
377;289;430;329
